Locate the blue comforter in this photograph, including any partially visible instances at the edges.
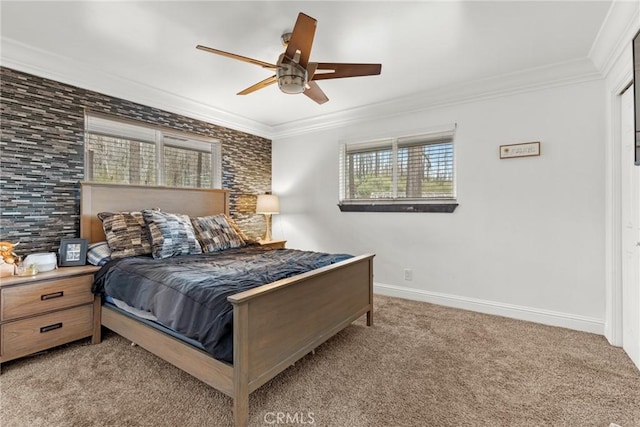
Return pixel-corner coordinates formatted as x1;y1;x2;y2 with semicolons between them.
92;246;352;363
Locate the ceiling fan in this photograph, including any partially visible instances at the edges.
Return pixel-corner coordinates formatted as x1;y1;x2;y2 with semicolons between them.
196;12;382;105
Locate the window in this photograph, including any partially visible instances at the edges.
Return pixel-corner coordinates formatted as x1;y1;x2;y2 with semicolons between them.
339;125;457;212
85;114;221;188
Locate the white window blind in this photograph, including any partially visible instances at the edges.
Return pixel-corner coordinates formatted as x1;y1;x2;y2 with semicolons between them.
85;113;222;189
339;125;456;204
85;115;156;143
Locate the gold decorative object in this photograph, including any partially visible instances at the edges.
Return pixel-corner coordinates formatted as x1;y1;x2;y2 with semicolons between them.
0;241;19;265
0;241;19;277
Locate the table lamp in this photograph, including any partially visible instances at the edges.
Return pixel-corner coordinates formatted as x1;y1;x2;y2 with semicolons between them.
256;194;279;242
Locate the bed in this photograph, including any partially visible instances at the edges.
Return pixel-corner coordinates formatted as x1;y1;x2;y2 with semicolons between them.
80;182;374;427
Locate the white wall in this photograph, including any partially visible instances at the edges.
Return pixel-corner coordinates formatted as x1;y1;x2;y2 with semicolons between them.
272;79;606;333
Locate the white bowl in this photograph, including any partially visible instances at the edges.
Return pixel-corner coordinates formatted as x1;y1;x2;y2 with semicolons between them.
24;253;57;272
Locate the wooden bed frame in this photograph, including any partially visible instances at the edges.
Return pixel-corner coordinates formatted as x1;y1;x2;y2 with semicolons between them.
80;182;374;426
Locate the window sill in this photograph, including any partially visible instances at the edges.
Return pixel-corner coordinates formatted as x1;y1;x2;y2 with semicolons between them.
337;202;458;213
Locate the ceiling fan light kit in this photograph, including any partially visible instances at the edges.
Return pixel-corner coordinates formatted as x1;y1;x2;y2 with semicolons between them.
197;12;382;104
276;62;307;94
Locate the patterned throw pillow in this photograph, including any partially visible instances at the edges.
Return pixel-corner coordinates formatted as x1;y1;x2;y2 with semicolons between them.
143;210;202;259
98;211;152;259
191;214;246;253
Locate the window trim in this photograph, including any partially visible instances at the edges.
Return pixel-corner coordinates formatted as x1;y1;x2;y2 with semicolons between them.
337;202;458;213
338;124;458;213
84;112;222;189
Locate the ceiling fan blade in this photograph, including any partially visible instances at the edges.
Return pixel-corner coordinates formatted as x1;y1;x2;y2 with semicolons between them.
310;63;382;80
196;45;278;70
306;62;318;80
304;81;329;104
237;75;277;95
284;13;316;69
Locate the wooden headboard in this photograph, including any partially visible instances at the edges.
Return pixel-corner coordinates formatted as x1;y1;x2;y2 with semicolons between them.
80;182;230;244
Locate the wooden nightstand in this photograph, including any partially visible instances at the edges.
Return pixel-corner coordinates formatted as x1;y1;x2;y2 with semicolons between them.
257;239;287;249
0;265;101;368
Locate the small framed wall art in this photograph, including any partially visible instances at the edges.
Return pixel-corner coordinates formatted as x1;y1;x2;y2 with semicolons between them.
499;141;540;159
59;238;88;266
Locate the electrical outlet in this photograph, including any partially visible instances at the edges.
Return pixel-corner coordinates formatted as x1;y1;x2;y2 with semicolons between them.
404;268;413;281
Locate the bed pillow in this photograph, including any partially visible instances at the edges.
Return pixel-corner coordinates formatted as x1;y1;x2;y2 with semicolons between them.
87;241;112;266
98;211;152;259
191;214;246;253
143;210;202;259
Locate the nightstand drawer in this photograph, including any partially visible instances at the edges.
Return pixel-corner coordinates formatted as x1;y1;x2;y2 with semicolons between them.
1;304;93;362
1;275;94;321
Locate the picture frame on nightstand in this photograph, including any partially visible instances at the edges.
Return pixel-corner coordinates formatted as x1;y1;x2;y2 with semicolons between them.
58;238;88;266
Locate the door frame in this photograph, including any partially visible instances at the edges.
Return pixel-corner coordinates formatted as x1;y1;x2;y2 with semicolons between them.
605;68;633;347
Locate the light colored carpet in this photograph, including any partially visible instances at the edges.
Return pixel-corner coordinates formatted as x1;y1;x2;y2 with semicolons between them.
1;295;639;426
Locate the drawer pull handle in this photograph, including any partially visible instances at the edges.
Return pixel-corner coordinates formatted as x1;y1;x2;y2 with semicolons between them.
40;323;63;333
41;291;64;300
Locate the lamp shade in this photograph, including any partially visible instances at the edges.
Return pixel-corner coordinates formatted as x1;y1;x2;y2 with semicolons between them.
256;194;280;214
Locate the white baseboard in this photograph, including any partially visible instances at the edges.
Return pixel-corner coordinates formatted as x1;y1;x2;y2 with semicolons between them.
374;283;604;335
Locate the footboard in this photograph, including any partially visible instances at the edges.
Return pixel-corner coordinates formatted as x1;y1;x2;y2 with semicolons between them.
228;253;374;426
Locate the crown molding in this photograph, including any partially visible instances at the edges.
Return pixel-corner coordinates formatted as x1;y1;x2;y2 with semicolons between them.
270;57;602;139
0;38;274;139
589;0;640;78
1;36;605;142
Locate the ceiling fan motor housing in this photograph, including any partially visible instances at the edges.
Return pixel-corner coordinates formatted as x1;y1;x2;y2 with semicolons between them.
277;62;307;94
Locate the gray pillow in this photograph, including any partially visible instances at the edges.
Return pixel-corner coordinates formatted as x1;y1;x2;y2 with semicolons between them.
191;214;246;253
143;210;202;259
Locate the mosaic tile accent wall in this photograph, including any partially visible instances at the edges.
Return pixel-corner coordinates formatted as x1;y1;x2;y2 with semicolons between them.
0;67;271;254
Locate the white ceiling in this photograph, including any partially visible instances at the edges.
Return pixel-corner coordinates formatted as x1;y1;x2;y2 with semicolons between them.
0;1;614;137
